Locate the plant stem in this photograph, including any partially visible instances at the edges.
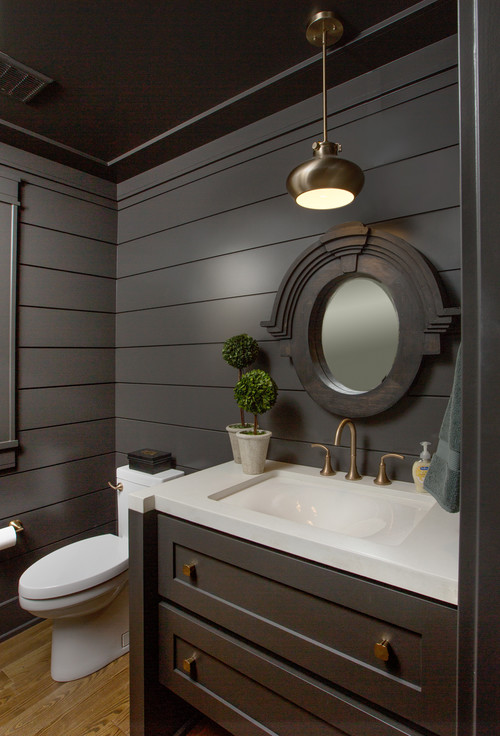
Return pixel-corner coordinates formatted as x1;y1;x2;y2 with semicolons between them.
253;415;258;434
238;368;245;425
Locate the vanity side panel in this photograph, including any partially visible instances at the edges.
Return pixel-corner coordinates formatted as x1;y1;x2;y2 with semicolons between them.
129;509;197;736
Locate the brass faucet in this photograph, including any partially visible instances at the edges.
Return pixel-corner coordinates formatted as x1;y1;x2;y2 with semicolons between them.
334;418;362;480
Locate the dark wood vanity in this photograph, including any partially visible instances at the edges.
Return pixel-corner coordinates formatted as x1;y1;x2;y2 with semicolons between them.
130;509;457;736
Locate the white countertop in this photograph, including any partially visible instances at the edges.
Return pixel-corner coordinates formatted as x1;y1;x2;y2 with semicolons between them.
129;460;459;605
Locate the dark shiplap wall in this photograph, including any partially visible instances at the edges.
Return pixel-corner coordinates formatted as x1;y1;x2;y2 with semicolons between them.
115;37;461;480
0;154;117;639
0;34;460;641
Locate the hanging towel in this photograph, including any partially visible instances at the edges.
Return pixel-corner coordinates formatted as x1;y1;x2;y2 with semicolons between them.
423;343;461;512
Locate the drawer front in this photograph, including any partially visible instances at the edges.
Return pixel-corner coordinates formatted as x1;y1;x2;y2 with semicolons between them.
158;515;457;736
159;603;426;736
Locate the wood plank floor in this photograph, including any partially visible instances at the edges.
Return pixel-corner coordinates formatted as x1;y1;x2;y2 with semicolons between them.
0;621;230;736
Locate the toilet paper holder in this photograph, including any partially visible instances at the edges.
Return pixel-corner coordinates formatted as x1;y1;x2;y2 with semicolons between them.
0;519;23;551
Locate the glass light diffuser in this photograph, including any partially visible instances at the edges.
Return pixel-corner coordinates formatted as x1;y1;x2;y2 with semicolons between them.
297;189;354;209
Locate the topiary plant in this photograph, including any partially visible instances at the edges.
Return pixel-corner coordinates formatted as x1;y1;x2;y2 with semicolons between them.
234;369;278;435
222;334;259;425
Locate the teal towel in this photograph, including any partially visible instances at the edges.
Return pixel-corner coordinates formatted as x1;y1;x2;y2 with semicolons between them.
423;344;461;512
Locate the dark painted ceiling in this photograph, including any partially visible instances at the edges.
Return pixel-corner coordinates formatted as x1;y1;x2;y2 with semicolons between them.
0;0;456;183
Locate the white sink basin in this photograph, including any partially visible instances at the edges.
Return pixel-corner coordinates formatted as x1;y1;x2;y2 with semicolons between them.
210;470;435;546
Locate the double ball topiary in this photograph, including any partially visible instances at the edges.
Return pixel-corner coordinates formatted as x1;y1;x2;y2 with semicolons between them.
223;333;260;426
234;369;278;435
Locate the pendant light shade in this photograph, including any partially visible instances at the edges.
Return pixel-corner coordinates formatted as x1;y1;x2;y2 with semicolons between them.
287;141;364;210
287;11;364;210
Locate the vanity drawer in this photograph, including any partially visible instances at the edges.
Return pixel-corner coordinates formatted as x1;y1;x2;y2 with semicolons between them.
158;515;457;736
159;603;427;736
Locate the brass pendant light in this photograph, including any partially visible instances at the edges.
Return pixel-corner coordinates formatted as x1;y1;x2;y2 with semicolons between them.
286;11;364;210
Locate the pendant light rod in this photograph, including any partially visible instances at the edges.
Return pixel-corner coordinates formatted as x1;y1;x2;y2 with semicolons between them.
306;11;343;144
322;28;328;143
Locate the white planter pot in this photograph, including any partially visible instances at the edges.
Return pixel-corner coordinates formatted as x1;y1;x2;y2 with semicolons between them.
236;430;272;475
226;424;253;463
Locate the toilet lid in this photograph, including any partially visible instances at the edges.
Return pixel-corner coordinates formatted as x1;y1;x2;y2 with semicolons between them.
19;534;128;600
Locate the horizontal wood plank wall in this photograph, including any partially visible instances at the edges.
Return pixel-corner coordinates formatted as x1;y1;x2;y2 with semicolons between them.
0;156;117;640
115;38;461;480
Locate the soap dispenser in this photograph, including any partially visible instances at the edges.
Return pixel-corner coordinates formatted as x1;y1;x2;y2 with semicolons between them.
412;441;431;493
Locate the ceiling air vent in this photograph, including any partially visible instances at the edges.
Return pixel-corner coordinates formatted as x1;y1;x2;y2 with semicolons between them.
0;52;53;103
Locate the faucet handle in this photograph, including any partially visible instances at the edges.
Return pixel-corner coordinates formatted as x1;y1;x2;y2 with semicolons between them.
311;444;335;476
374;453;405;485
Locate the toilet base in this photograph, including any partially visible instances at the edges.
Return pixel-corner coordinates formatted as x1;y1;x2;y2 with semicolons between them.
50;583;129;681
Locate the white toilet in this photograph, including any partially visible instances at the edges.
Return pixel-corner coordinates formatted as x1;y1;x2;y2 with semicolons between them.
18;464;183;681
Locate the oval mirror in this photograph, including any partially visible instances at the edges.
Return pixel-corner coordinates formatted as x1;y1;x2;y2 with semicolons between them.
320;278;399;393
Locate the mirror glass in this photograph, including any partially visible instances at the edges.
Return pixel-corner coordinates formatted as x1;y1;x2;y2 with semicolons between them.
320;277;399;393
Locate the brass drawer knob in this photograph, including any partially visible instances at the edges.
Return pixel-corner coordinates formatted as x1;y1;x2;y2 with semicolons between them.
374;639;390;662
182;654;197;676
182;562;197;579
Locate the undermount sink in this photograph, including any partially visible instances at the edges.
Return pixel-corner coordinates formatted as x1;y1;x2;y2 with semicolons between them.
209;470;435;547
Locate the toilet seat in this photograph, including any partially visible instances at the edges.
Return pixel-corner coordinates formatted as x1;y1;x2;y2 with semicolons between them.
18;570;128;618
19;534;128;600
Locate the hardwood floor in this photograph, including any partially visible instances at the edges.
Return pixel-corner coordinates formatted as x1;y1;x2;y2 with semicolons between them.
0;620;129;736
0;621;230;736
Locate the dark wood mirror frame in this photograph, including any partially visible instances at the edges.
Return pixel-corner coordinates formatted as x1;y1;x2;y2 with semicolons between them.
262;221;460;417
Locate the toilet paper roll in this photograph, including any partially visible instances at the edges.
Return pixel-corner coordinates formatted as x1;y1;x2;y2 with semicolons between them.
0;524;17;551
